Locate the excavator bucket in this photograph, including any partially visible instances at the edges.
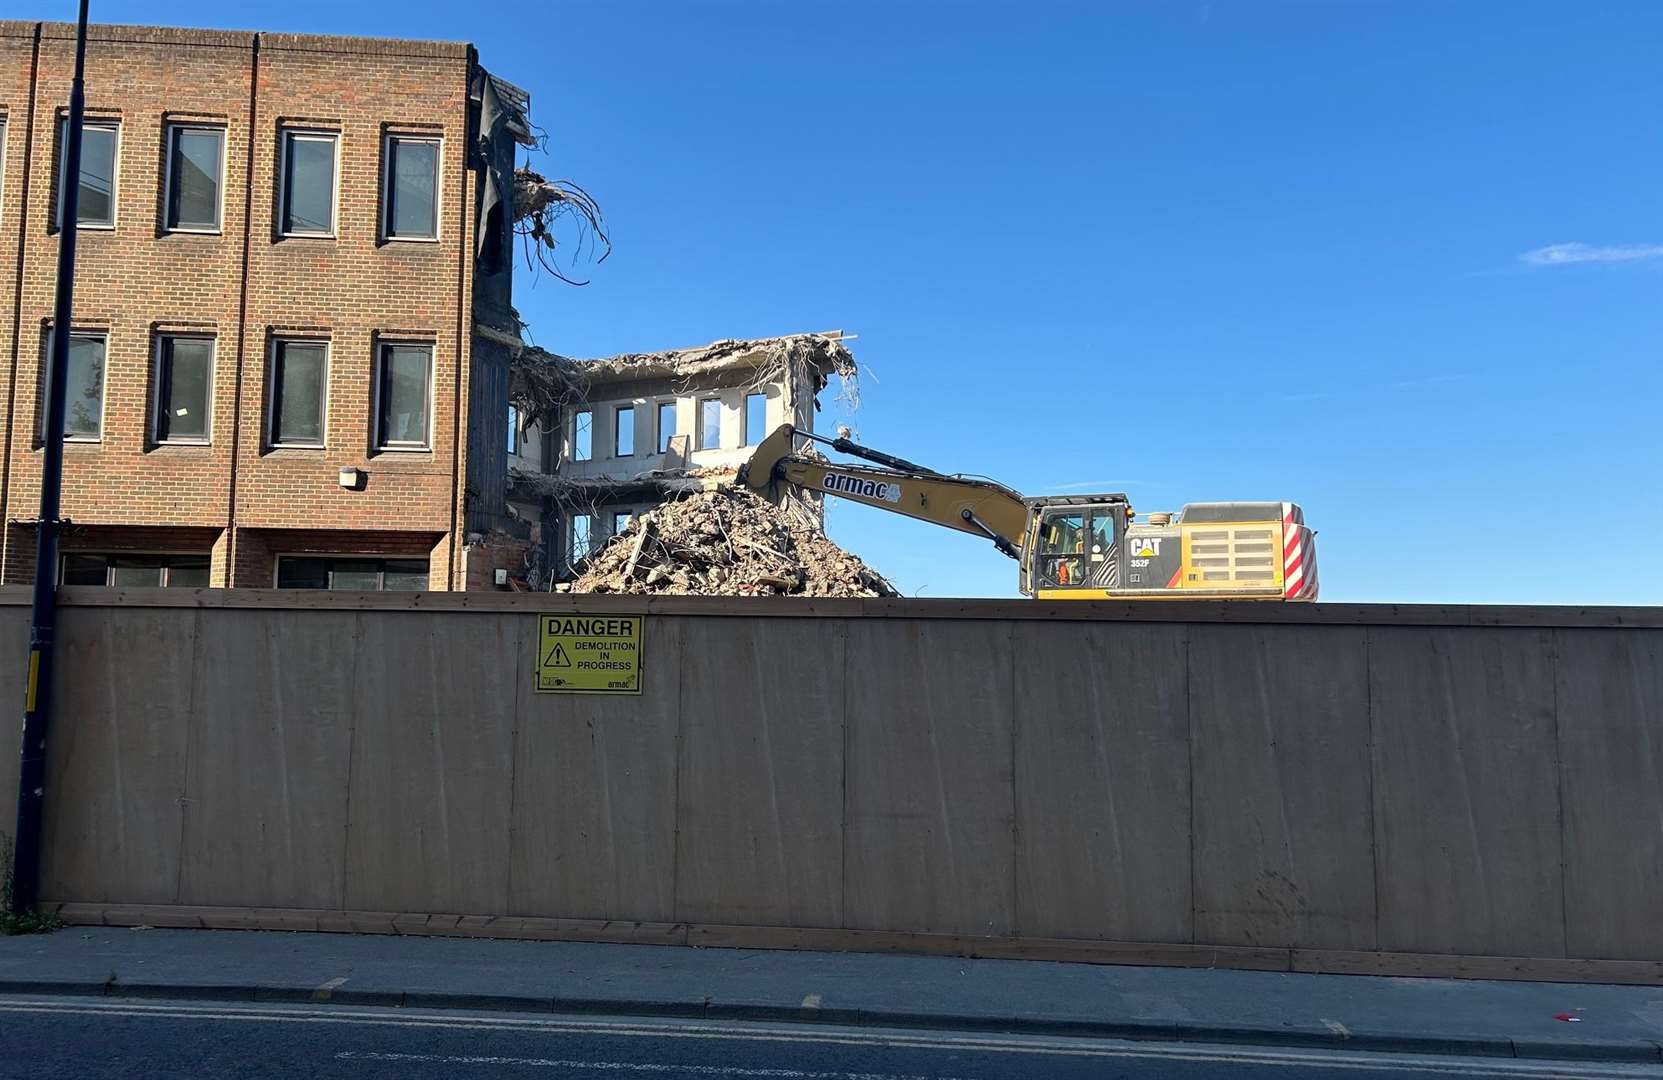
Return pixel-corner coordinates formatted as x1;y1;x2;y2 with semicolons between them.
736;424;798;500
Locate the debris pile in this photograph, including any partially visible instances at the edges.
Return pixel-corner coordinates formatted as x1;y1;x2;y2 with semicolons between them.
566;487;897;597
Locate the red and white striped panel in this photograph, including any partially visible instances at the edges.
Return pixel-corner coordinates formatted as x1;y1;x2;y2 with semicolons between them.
1282;503;1318;601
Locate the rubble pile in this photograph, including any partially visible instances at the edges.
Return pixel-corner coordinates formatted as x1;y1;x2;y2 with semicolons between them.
567;487;897;597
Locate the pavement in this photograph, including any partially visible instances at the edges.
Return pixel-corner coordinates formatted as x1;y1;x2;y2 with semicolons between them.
0;928;1660;1065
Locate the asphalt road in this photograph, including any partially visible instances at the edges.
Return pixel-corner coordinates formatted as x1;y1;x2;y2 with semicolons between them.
0;995;1654;1080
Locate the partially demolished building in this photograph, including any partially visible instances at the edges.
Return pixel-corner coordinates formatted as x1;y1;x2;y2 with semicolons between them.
496;333;856;587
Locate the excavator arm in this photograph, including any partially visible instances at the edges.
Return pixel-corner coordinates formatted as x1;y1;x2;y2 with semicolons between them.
737;425;1030;560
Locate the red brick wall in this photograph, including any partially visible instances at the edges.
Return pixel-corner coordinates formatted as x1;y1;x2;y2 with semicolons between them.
0;21;484;589
462;527;536;591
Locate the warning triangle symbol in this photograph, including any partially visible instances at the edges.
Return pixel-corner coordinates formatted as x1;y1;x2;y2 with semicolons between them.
544;642;573;668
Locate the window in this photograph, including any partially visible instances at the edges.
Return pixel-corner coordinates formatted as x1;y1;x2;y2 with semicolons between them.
61;553;209;587
571;514;593;561
268;339;327;447
376;343;433;449
57;118;118;228
614;405;635;457
507;404;521;455
164;125;223;232
573;409;593;461
276;556;429;591
154;335;213;443
279;131;337;236
613;511;633;535
42;330;106;441
1089;512;1115;555
699;398;722;451
383;134;439;240
744;392;768;446
1039;511;1087;587
657;402;676;453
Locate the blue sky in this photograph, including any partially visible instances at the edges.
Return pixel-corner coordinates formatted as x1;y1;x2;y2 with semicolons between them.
58;1;1663;602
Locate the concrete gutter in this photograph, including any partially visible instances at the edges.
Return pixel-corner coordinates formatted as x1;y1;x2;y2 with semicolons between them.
0;930;1658;1064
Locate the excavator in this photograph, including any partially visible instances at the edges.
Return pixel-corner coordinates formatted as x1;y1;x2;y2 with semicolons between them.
738;425;1318;601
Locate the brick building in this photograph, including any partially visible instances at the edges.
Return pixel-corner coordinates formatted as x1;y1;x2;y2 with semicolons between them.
0;20;531;589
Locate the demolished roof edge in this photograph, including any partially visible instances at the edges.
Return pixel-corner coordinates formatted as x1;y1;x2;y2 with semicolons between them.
516;330;855;381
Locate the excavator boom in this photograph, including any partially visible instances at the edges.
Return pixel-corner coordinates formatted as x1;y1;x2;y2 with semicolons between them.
738;425;1027;557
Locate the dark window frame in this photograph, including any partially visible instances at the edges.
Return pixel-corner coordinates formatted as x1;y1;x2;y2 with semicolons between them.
374;341;435;451
698;397;722;451
267;338;329;449
743;391;768;447
656;401;677;454
274;555;430;591
41;327;108;443
153;333;215;445
507;403;521;456
0;117;9;232
571;513;594;563
278;129;340;238
60;551;211;588
56;117;120;229
573;408;593;462
614;404;635;458
382;132;441;242
163;123;225;233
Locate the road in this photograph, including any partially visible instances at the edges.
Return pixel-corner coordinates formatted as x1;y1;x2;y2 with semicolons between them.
0;995;1652;1080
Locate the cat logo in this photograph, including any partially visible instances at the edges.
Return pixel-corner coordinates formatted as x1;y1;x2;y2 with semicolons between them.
1132;537;1165;558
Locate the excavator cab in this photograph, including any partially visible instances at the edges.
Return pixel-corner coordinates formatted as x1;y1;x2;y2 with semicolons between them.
1021;498;1130;595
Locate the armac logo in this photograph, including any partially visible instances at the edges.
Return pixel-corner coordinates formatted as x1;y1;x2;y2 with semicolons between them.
823;472;902;503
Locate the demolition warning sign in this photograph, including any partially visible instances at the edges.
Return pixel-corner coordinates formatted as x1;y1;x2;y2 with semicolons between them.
536;614;644;695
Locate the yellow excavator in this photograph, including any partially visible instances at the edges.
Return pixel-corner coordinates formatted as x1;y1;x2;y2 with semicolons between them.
738;425;1318;600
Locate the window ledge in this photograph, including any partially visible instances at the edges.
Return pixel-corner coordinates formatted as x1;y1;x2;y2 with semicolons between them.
381;236;442;246
373;445;434;455
151;440;213;449
264;444;327;454
162;228;223;237
365;458;445;475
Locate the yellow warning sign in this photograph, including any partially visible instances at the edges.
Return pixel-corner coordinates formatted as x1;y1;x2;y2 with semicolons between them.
536;613;644;695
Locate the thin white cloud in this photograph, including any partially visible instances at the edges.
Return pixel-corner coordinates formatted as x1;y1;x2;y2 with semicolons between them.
1389;373;1469;390
1518;242;1663;267
1272;373;1468;404
1042;479;1143;493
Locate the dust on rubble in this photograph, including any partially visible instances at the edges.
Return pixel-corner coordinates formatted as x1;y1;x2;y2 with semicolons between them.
565;487;898;598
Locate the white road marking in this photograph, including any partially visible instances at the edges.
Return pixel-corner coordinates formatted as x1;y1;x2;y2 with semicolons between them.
338;1049;963;1079
0;998;1652;1080
313;977;349;1002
